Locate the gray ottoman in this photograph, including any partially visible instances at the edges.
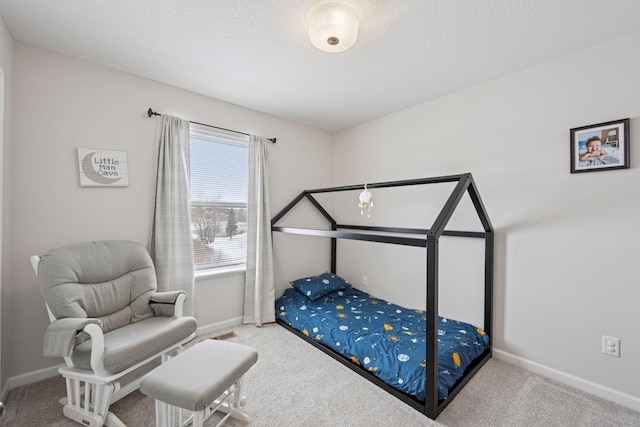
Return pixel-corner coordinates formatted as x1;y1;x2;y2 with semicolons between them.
140;339;258;427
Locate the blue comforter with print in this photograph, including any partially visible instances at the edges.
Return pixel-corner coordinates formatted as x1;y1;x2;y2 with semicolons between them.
276;287;489;401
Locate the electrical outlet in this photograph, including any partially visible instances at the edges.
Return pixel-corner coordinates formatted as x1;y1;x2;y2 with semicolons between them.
362;275;368;287
602;335;620;357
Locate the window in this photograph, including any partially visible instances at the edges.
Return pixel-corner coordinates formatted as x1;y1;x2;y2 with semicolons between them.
189;124;249;271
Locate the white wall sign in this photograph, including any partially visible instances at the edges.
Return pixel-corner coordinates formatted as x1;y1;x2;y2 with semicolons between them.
77;148;129;187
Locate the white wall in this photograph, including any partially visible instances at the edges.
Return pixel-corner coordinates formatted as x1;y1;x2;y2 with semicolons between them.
3;42;332;382
0;15;11;396
332;32;640;409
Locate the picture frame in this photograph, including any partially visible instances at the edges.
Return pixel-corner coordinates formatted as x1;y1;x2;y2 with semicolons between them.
77;148;129;187
570;118;630;173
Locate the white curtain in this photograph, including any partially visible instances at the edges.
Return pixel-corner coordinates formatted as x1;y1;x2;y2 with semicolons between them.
150;114;195;316
243;135;275;326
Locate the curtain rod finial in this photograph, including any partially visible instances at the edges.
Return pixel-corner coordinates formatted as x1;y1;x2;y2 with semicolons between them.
147;108;160;118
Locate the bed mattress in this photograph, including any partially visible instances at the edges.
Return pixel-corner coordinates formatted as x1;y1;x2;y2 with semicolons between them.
276;286;489;401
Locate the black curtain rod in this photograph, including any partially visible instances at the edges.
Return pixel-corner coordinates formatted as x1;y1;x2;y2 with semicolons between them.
147;108;276;143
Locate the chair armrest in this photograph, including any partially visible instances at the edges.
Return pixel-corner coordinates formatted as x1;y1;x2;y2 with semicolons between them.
43;317;103;358
150;291;187;317
83;323;106;373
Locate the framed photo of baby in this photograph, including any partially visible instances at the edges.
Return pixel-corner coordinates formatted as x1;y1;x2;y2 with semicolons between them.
570;118;630;173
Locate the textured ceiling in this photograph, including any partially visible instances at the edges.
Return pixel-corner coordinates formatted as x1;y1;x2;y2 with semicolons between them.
1;0;640;131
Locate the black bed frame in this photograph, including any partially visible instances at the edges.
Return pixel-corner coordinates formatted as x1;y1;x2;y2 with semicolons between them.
271;173;494;419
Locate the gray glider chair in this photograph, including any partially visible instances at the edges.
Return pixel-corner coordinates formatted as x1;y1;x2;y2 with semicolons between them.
31;240;198;427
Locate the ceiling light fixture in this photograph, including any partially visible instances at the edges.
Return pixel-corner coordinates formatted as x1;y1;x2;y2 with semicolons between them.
308;2;359;53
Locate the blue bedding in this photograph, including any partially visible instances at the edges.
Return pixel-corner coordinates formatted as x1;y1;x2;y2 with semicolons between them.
276;286;489;401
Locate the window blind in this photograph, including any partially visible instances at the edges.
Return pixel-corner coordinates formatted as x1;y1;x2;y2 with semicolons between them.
189;123;249;270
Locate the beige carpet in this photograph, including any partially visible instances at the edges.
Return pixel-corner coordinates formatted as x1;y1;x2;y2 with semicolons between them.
3;323;640;426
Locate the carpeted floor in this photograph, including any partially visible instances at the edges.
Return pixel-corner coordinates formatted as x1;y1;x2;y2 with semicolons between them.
2;323;640;426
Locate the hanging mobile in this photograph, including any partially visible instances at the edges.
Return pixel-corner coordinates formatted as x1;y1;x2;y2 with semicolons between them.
358;183;374;217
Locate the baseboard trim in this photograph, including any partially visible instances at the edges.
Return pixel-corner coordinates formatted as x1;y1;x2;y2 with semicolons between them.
1;363;62;402
494;349;640;412
195;317;244;339
4;332;637;414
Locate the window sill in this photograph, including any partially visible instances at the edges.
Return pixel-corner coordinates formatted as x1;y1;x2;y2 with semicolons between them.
195;265;246;281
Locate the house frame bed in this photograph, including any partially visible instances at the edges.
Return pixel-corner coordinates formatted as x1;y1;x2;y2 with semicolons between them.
271;173;494;419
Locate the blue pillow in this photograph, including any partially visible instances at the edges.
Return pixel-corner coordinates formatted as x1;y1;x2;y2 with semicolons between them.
291;272;351;301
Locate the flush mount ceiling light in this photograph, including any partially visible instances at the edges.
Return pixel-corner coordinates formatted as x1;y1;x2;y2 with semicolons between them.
308;2;359;53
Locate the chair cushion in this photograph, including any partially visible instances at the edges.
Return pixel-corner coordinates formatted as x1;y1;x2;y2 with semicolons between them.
37;241;157;333
71;316;198;374
140;340;258;411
